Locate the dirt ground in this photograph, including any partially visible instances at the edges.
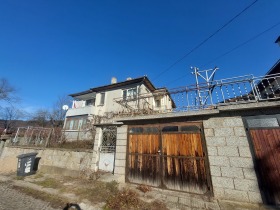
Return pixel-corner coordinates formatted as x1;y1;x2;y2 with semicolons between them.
0;171;170;210
0;171;277;210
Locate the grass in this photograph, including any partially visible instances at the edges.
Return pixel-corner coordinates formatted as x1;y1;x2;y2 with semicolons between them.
70;180;119;204
14;176;25;180
32;172;44;179
34;177;64;189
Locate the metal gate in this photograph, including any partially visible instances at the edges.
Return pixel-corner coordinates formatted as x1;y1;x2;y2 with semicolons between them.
127;122;212;194
99;126;117;172
245;115;280;205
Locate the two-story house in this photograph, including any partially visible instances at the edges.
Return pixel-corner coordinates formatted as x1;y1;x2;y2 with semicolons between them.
63;76;175;141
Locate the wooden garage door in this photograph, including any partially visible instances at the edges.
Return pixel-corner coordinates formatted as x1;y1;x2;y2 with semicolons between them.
249;128;280;205
127;123;211;194
127;126;161;187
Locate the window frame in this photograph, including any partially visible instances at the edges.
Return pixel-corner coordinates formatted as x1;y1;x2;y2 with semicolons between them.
86;98;95;106
64;115;87;130
99;92;105;105
123;87;137;100
155;98;161;107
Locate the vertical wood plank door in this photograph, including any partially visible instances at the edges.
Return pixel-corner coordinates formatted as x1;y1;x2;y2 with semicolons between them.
127;128;161;187
249;128;280;205
127;123;211;194
162;128;208;194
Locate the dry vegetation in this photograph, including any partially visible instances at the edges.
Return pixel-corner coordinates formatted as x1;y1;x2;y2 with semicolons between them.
136;184;152;193
48;140;94;150
33;177;65;189
105;188;168;210
15;173;168;210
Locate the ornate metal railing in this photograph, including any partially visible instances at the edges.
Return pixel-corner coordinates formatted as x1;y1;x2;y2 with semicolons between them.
114;73;280;115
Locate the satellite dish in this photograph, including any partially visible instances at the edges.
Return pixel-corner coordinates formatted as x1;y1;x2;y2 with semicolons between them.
62;105;69;110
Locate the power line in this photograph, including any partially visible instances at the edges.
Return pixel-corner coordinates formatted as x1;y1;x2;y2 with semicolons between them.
152;0;259;82
163;21;280;87
201;21;280;68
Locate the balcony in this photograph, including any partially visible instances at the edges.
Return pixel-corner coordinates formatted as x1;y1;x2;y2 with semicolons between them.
66;106;95;117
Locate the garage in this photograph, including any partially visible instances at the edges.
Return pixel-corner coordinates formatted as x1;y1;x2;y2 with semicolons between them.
244;115;280;205
126;122;212;195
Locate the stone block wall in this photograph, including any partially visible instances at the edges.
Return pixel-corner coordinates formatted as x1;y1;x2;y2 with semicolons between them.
203;116;262;203
113;125;127;183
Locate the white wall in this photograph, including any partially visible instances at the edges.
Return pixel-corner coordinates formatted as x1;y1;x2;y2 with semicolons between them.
65;83;174;123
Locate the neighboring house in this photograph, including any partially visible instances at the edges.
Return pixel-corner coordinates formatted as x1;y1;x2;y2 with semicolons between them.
63;76;175;140
255;59;280;99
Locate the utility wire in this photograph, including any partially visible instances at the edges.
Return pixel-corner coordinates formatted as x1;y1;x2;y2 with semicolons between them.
201;21;280;68
163;21;280;87
152;0;259;82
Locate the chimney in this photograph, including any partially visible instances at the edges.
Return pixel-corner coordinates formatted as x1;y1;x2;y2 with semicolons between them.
126;77;132;81
111;77;117;84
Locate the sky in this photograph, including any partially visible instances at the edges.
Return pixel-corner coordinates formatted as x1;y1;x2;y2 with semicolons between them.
0;0;279;113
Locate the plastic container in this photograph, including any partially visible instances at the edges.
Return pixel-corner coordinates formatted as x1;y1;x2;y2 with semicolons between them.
16;152;38;176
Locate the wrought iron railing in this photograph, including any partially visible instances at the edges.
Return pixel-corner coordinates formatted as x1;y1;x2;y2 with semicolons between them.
114;73;280;115
100;126;117;153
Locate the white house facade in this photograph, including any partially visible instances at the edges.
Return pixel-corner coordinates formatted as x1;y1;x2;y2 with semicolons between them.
63;76;175;140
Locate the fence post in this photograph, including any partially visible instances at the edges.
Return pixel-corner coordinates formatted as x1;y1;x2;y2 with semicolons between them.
0;140;5;157
77;128;80;141
250;78;260;101
45;128;53;148
13;127;20;144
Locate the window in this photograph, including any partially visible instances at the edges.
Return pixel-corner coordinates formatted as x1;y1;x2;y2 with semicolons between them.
123;88;137;100
64;116;87;130
155;99;161;107
123;90;127;100
162;126;178;132
86;98;95;106
100;93;105;105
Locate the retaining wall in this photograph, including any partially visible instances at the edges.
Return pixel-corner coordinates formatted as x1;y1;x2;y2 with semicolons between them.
0;145;93;177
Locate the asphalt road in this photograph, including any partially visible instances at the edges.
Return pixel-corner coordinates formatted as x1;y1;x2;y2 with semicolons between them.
0;182;60;210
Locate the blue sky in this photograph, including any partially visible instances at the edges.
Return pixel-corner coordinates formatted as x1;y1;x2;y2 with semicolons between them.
0;0;279;113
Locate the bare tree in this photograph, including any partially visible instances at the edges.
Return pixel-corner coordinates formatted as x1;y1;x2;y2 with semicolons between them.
30;109;50;127
0;78;17;103
0;106;25;131
50;95;71;127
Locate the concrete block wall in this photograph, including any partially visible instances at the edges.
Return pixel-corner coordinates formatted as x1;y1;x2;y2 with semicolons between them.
113;125;127;183
203;116;262;203
0;146;92;176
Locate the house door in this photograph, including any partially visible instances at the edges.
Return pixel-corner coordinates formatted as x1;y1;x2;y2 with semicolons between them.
244;115;280;205
127;123;212;194
99;126;117;172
